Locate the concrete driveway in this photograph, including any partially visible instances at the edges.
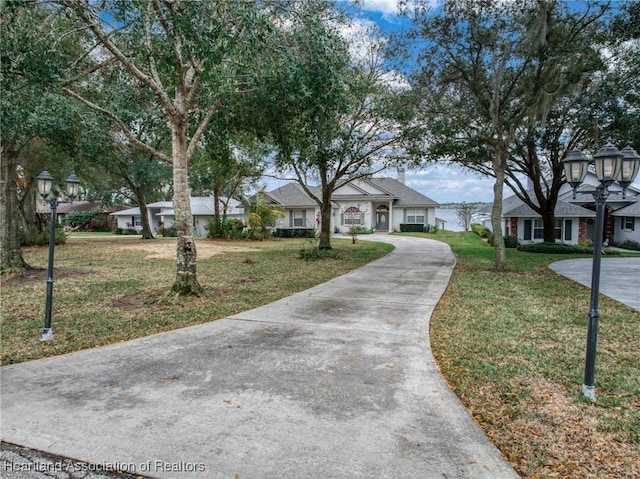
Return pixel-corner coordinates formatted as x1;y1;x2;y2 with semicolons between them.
1;235;519;479
550;257;640;311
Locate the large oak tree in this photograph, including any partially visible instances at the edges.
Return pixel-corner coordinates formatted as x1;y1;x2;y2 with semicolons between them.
58;0;289;294
405;0;611;266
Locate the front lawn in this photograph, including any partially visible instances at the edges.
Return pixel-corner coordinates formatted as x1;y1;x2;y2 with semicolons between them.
407;230;639;479
1;237;392;365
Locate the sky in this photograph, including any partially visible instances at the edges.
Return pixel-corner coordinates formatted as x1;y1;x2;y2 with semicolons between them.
351;0;505;204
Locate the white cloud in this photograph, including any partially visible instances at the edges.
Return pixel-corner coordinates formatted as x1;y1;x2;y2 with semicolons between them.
359;0;402;15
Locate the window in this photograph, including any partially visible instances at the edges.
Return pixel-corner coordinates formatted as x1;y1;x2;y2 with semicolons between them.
291;210;305;227
623;216;635;231
405;208;425;223
342;206;363;225
533;219;544;240
554;218;562;240
134;216;142;227
533;218;563;240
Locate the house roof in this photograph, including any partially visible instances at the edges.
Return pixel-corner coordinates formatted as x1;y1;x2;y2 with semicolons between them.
265;183;320;208
111;207;142;216
367;178;439;207
266;178;439;208
611;200;640;217
479;192;596;218
38;201;127;214
111;197;243;217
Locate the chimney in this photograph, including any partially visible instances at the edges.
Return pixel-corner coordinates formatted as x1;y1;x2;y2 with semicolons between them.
397;167;406;184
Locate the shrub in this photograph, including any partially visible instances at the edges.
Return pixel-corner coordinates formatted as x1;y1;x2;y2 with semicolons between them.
427;224;439;234
516;242;622;255
299;247;341;261
353;226;375;234
122;228;140;235
114;227;123;235
504;235;518;248
62;211;99;231
274;228;316;238
611;239;640;251
399;223;426;233
471;223;491;238
158;225;177;237
20;226;68;246
206;217;245;239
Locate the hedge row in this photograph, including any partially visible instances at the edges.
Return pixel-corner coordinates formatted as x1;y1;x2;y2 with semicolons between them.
274;228;316;238
517;242;619;255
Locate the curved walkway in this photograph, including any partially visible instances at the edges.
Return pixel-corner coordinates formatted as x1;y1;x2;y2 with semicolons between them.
550;257;640;312
1;235;519;479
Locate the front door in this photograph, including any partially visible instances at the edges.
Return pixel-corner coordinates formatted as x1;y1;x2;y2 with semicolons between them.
376;212;388;231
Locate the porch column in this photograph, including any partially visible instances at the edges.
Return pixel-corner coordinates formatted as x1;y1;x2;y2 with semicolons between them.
388;200;393;232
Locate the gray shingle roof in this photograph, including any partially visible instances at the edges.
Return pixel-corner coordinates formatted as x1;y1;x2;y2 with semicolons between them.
366;178;439;207
611;200;640;217
267;178;439;208
265;183;321;207
485;191;595;218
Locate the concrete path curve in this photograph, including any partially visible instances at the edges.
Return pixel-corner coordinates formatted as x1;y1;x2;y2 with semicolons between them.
1;235;519;479
550;257;640;312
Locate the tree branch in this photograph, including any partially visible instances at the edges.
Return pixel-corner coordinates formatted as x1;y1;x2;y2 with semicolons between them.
62;87;172;164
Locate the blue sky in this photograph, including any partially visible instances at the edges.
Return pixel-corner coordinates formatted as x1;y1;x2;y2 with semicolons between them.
351;0;506;204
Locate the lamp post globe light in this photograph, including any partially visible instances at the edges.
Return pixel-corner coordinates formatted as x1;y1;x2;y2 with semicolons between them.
36;170;81;341
562;142;640;402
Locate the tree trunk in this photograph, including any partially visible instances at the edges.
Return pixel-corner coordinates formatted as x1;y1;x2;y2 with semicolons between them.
137;192;155;240
0;149;31;273
20;186;37;231
170;121;202;295
491;150;507;270
213;186;221;230
318;185;333;250
542;207;557;243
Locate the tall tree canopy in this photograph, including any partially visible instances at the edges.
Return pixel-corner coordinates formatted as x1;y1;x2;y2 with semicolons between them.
58;0;292;294
404;0;613;265
1;1;82;272
270;13;420;249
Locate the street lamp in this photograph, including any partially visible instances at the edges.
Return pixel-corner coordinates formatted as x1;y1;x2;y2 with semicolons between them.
562;142;640;402
36;170;81;341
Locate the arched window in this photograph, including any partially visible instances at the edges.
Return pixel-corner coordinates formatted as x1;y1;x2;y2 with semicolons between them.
342;206;363;225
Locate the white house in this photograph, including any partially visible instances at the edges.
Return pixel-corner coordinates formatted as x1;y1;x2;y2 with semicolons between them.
264;172;440;234
475;172;640;245
111;197;244;237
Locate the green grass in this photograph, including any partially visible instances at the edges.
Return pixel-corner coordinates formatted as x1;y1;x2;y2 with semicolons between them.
400;231;640;478
1;237;392;365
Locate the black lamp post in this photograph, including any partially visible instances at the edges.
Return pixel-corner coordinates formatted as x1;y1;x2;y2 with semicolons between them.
562;142;640;401
36;170;81;341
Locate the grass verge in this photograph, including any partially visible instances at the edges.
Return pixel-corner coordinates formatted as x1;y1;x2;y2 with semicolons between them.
1;236;392;365
405;230;639;479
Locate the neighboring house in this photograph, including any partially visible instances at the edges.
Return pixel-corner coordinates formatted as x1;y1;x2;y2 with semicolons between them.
608;199;640;245
111;197;244;237
557;172;640;245
37;201;127;230
475;171;640;245
264;171;440;234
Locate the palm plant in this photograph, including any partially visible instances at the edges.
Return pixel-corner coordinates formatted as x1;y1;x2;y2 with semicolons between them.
240;189;284;240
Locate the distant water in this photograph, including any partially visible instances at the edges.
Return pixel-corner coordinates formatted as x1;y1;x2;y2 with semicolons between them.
435;208;464;232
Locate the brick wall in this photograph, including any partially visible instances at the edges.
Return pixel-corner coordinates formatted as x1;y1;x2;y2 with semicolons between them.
579;217;588;243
